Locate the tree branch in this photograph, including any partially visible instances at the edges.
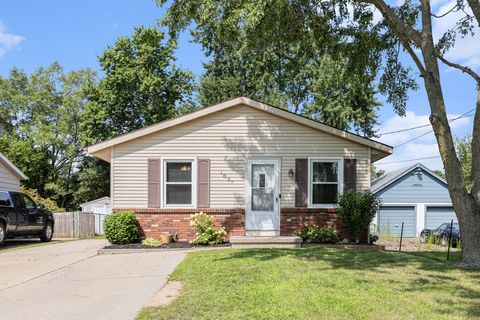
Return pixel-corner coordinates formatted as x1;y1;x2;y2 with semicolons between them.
364;0;423;46
436;54;480;85
431;4;459;18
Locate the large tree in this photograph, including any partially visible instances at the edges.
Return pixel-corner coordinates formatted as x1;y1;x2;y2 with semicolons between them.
363;0;480;268
77;26;196;207
158;1;392;137
81;26;196;144
158;0;480;267
0;63;95;209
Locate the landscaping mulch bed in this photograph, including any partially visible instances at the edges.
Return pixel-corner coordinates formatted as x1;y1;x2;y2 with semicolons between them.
104;242;231;250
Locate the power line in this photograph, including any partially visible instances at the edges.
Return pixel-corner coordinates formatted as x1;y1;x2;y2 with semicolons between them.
394;109;475;148
377;109;475;137
376;155;441;165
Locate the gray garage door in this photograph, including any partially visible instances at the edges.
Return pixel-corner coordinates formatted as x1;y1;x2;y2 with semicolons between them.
378;206;416;237
425;206;458;230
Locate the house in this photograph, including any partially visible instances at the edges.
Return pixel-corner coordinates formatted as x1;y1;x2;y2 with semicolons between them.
372;163;457;237
0;152;27;191
87;97;392;241
80;196;112;235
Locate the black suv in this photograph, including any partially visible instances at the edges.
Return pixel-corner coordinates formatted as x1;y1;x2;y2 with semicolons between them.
0;190;55;245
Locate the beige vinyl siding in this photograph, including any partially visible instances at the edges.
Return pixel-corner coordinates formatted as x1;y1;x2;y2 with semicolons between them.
0;161;21;191
112;105;371;208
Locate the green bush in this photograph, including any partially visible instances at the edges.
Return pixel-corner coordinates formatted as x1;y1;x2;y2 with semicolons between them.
141;237;163;247
190;212;226;245
336;191;381;242
104;211;138;244
294;224;339;243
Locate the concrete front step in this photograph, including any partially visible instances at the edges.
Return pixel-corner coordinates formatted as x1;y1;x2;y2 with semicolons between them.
230;236;302;248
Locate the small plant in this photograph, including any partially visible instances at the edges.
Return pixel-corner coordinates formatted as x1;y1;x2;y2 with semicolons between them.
104;211;138;244
294;224;339;243
336;191;381;243
141;237;163;247
426;233;436;245
190;212;226;245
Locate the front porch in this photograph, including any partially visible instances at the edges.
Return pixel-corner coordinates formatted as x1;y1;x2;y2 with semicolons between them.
230;236;302;248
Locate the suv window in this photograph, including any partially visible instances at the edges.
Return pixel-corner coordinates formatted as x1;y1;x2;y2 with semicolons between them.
0;191;12;207
11;193;24;209
22;195;36;209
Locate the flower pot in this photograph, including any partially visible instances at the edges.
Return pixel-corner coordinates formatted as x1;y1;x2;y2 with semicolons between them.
159;233;173;244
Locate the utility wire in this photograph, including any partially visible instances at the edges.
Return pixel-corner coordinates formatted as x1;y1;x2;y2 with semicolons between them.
393;109;475;148
377;109;475;137
376;155;441;165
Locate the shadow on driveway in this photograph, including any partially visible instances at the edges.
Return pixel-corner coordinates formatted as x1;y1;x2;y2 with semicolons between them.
0;239;66;252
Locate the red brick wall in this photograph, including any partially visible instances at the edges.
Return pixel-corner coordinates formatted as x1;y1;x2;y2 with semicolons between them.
113;208;245;242
280;208;349;239
114;207;355;242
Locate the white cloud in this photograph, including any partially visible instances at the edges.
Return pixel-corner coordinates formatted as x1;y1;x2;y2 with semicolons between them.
0;21;24;58
375;110;471;172
432;0;480;68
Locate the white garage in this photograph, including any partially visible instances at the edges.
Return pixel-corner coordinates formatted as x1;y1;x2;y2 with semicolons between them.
80;196;111;235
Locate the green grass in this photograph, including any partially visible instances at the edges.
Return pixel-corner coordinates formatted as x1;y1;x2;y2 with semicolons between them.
137;248;479;320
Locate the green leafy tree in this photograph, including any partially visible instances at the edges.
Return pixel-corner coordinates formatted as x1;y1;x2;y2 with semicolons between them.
71;157;110;209
157;1;392;137
81;26;196;145
0;63;95;209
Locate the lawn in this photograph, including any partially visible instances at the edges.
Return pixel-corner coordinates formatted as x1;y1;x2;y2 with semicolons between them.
137;248;479;320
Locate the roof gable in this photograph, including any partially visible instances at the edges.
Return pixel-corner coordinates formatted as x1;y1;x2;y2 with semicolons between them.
87;97;392;161
371;163;447;194
0;152;28;180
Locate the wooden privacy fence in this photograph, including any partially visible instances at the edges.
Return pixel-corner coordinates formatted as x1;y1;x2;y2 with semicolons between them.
53;212;95;238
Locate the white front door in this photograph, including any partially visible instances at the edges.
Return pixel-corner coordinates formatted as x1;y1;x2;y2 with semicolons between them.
245;159;280;236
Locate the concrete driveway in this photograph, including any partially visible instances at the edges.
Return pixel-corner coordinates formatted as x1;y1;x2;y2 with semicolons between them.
0;239;186;320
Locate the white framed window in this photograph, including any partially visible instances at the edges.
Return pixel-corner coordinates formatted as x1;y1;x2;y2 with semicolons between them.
162;158;196;207
308;158;343;208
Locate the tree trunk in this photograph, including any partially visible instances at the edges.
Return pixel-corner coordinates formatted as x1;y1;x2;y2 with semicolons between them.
418;0;480;267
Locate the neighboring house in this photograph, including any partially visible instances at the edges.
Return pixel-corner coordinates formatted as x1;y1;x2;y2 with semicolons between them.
372;163;457;237
87;97;392;241
0;152;27;191
80;196;111;235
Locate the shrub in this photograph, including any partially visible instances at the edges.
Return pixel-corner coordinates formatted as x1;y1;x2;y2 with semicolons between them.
190;212;226;245
104;211;138;244
335;191;381;242
294;224;339;243
141;237;163;247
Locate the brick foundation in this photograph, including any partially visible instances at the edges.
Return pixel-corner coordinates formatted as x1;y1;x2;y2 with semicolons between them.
114;207;357;242
114;208;245;242
280;208;349;239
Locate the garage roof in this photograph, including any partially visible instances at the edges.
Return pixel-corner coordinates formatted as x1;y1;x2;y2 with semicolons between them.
371;163;447;194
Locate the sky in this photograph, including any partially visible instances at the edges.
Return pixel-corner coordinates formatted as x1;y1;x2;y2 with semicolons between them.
0;0;477;173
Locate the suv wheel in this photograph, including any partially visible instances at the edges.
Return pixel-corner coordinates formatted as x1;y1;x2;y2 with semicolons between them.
40;222;53;242
0;222;6;245
440;235;448;246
